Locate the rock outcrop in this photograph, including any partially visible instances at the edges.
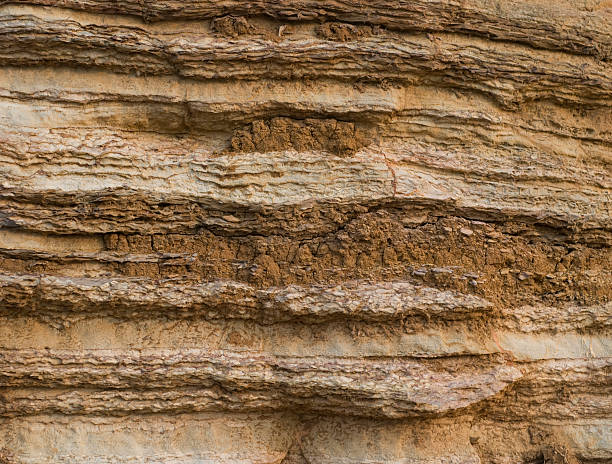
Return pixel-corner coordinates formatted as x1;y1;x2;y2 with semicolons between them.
0;1;610;463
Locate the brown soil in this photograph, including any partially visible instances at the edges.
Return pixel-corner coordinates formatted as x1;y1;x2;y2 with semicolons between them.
317;22;382;42
3;212;608;312
88;213;612;309
212;15;256;37
229;117;376;156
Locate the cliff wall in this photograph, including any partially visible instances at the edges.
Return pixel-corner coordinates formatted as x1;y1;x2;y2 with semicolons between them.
0;1;610;462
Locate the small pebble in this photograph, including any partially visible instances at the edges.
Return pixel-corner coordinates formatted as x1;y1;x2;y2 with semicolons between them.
432;267;453;274
517;271;532;281
460;228;473;236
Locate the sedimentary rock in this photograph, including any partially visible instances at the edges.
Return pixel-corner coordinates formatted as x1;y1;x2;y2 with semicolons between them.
0;1;610;463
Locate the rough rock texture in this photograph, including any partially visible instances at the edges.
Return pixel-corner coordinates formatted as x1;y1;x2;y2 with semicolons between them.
0;1;610;463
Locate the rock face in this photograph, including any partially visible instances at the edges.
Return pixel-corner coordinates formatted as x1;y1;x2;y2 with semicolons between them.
0;1;610;463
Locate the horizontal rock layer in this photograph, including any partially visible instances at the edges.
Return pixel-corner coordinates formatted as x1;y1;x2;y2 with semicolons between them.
0;0;610;463
0;349;525;418
2;1;610;59
1;10;610;107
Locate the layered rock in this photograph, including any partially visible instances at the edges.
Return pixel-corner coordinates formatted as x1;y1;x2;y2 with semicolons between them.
0;1;610;463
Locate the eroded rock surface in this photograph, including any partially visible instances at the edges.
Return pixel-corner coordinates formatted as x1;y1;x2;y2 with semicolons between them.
0;1;610;463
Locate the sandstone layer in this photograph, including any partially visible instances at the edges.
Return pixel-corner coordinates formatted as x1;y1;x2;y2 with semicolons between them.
0;1;610;463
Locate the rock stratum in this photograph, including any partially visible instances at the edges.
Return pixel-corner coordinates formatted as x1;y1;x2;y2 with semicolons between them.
0;1;610;463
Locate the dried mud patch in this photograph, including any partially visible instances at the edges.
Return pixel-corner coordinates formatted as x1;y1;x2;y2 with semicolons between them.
212;15;256;37
212;15;281;40
317;22;382;41
229;117;376;156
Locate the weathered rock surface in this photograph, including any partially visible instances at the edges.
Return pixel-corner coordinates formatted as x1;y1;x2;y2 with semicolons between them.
0;1;610;463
